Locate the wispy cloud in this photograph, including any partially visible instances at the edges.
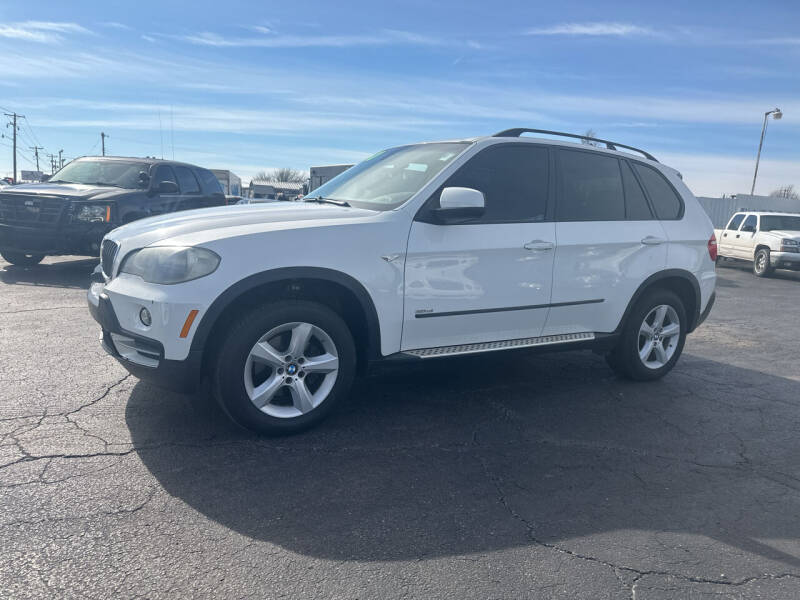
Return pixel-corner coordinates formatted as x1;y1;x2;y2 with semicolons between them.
99;21;132;31
525;22;658;37
0;21;90;43
751;37;800;46
178;29;450;48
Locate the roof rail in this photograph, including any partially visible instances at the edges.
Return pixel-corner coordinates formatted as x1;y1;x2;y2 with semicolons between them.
492;128;658;162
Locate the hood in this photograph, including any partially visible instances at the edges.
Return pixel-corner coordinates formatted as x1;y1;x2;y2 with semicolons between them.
107;201;378;249
0;182;128;200
764;230;800;240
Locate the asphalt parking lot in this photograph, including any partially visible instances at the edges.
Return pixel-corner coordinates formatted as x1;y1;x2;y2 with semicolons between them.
1;257;799;599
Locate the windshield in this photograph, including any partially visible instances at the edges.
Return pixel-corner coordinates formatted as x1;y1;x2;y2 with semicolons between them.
760;215;800;232
307;142;470;210
49;159;149;189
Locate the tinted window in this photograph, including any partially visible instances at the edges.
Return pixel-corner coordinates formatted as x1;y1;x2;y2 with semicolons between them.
175;166;200;194
620;160;652;220
727;214;745;230
557;150;624;221
152;165;177;190
197;169;224;194
633;163;683;220
761;215;800;231
438;144;548;223
741;215;757;231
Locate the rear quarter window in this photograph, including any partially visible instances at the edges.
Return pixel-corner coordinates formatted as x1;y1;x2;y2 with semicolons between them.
632;163;683;220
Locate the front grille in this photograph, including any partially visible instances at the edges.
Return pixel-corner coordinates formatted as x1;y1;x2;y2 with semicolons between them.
0;194;67;227
101;239;119;277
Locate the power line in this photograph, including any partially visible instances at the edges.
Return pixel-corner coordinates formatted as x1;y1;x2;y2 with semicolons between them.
3;111;24;183
29;146;43;172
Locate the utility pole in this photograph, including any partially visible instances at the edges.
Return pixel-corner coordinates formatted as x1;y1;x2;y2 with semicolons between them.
58;149;64;170
3;112;24;184
101;132;108;156
29;146;43;172
46;154;55;174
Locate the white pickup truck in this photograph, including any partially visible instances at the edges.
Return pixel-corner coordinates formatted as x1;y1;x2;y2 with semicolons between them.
715;211;800;277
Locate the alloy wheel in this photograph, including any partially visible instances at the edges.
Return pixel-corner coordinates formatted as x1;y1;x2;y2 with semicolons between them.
638;304;680;369
243;321;340;418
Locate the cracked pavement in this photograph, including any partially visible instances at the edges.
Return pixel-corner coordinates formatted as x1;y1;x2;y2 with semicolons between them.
1;256;800;599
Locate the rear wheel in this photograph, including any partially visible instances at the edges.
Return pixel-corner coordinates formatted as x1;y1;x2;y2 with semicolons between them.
753;248;773;277
212;300;356;435
606;289;687;381
1;251;45;266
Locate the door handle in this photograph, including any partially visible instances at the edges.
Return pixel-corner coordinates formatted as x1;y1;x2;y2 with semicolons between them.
722;233;727;237
641;236;666;245
736;234;740;238
524;240;554;251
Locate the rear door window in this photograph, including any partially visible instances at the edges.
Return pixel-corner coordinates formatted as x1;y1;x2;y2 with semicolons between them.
741;214;757;232
175;166;201;194
197;169;224;194
727;214;745;230
632;163;683;220
152;165;177;191
620;160;653;220
557;150;624;221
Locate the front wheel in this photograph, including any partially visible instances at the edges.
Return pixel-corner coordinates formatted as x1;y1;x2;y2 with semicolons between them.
753;248;773;277
1;251;45;266
212;300;356;435
606;289;687;381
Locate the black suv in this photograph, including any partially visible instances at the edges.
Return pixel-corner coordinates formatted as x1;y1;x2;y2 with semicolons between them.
0;156;225;265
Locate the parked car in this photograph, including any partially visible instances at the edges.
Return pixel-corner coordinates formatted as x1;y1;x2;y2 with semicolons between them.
0;156;225;266
88;129;717;435
715;211;800;277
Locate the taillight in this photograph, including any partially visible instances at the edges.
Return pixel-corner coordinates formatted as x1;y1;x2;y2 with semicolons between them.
708;232;718;262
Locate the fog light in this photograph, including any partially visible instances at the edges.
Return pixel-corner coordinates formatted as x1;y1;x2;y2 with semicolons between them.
139;307;152;326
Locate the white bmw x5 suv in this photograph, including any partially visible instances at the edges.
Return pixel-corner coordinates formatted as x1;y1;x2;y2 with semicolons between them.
88;129;717;434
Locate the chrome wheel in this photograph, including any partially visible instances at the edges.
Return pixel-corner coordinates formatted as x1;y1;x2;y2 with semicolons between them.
638;304;680;370
755;251;767;273
244;321;340;419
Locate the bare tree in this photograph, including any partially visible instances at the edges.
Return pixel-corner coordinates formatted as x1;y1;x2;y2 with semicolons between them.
769;185;799;201
252;168;307;183
581;129;600;147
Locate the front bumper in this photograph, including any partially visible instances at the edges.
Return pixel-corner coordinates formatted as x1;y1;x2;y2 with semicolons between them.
88;275;202;393
0;221;113;255
770;251;800;270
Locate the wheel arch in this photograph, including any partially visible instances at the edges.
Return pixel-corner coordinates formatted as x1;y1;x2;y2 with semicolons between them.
616;269;702;334
192;267;382;374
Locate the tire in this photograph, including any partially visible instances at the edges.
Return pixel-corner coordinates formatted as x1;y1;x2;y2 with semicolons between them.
753;248;773;277
606;289;687;381
1;251;45;266
212;300;356;435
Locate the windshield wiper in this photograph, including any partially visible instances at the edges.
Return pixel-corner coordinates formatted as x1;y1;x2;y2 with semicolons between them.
304;196;350;207
47;179;73;184
86;181;123;188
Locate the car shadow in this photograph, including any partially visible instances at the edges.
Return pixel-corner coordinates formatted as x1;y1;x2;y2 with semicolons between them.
126;350;800;569
0;257;96;289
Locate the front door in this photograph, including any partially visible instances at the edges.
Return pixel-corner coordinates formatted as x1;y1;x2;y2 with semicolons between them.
734;214;758;260
719;213;745;257
401;143;556;351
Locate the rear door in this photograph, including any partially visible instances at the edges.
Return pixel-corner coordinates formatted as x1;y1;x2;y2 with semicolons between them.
719;213;745;257
402;143;556;350
173;166;206;212
545;150;667;336
735;214;758;260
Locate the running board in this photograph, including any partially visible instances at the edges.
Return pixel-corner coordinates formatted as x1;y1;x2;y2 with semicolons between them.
404;332;595;359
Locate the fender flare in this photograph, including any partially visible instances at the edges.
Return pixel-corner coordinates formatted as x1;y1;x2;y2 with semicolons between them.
189;266;382;358
616;269;702;333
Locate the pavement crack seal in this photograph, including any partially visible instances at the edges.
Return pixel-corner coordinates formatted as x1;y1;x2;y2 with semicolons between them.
0;305;86;315
471;439;800;591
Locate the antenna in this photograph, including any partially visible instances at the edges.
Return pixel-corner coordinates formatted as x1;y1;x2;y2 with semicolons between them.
170;105;174;160
158;109;164;159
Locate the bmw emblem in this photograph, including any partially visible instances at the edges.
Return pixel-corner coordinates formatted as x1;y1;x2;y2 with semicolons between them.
286;364;298;375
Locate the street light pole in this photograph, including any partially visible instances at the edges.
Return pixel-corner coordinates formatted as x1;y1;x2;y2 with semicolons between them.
750;107;783;196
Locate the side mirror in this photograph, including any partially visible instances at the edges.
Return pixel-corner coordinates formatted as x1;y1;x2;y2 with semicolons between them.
138;172;150;188
157;180;179;194
741;225;756;233
431;187;485;224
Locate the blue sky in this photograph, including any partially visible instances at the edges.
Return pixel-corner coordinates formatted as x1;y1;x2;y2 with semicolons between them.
1;0;798;196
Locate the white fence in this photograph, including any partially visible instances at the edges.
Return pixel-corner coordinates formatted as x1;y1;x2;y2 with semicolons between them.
696;195;800;228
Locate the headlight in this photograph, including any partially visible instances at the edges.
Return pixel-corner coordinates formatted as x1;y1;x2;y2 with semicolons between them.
781;239;799;246
119;246;220;284
76;204;110;222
